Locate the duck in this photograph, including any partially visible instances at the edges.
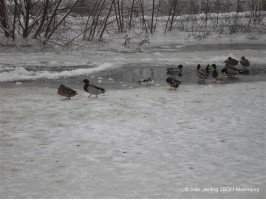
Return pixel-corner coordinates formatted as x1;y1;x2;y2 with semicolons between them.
210;64;225;84
166;77;181;90
222;61;240;78
57;84;78;100
239;56;250;74
224;57;239;66
196;64;211;82
83;79;105;98
138;77;154;85
240;56;250;68
167;65;183;76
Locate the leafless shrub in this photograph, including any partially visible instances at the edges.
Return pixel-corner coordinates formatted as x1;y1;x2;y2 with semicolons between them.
0;0;265;47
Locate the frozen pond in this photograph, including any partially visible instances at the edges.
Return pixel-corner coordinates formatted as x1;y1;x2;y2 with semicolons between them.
0;42;266;198
0;42;265;89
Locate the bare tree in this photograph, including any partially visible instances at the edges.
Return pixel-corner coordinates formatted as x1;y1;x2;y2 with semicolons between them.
44;0;63;38
128;0;135;30
99;0;114;40
150;0;155;34
33;0;49;38
139;0;148;33
0;0;9;37
114;0;125;32
165;0;178;32
44;0;80;43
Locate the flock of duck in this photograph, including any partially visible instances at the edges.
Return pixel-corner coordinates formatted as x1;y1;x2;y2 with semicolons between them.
57;56;250;100
196;56;250;84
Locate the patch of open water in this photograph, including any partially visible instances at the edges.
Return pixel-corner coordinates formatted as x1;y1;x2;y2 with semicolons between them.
1;63;265;90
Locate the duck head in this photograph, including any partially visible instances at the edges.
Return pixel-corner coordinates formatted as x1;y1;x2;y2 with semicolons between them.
178;65;183;69
83;79;89;84
197;64;201;70
205;64;211;71
211;64;217;69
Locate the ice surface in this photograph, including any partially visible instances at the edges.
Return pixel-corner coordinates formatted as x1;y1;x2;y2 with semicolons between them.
0;82;265;198
0;32;266;198
0;36;266;83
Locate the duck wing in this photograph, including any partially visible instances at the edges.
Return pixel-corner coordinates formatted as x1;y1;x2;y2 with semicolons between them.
197;69;208;78
86;84;105;94
58;85;77;97
65;87;77;96
240;59;250;67
228;58;239;65
213;70;225;80
167;68;182;76
166;77;180;88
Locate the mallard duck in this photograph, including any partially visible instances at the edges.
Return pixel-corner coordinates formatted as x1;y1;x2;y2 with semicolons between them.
83;79;105;98
166;77;181;90
222;61;240;78
167;65;183;76
196;64;211;82
57;84;78;100
240;56;250;68
138;77;154;85
210;64;225;84
239;56;250;75
224;57;239;66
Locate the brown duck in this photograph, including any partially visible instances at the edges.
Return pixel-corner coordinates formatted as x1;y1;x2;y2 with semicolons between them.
166;77;181;90
58;84;78;100
239;56;250;74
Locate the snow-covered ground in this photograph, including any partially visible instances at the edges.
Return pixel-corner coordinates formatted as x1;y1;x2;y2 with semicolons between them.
0;33;266;198
0;82;265;198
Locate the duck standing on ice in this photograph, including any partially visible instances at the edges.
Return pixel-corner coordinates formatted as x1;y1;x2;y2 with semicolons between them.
166;77;181;90
211;64;225;84
239;56;250;74
196;64;211;82
83;79;105;98
222;57;240;77
57;84;78;100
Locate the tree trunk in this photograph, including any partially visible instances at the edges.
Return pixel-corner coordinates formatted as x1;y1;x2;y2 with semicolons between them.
139;0;148;33
128;0;135;30
0;0;10;37
22;0;31;38
169;0;178;31
99;0;114;40
150;0;155;34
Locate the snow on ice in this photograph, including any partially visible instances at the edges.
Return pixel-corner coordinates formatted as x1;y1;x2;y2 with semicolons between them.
0;82;265;198
0;32;266;198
